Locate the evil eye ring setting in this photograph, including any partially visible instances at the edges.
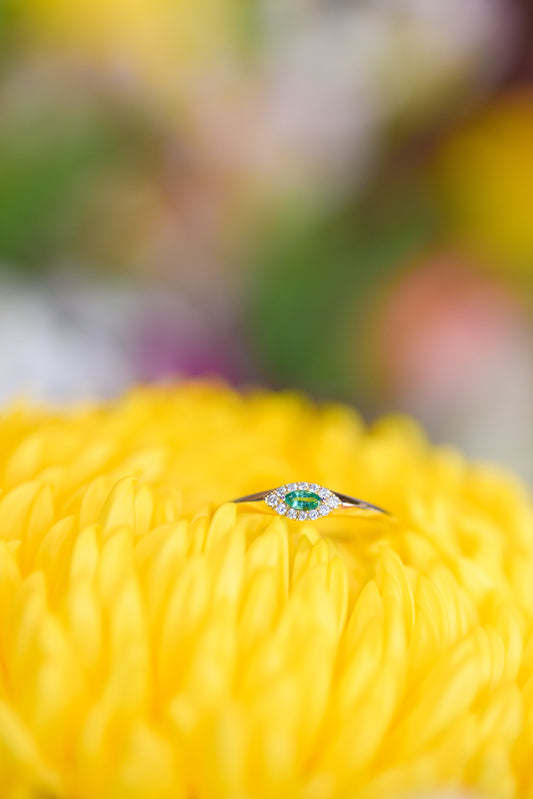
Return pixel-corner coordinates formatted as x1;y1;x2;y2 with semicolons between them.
232;482;389;521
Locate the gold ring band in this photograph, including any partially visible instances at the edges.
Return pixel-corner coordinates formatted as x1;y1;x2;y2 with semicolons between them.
232;482;389;522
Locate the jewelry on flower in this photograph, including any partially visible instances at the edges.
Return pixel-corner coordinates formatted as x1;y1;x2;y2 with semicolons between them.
231;482;389;521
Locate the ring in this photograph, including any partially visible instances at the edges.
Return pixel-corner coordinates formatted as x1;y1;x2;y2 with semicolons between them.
232;481;389;521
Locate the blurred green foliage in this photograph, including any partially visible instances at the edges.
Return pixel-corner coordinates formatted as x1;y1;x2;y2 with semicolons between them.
0;0;19;58
0;116;109;266
0;92;158;270
250;190;436;399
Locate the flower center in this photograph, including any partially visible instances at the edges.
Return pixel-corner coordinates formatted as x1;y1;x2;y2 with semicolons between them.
284;490;321;511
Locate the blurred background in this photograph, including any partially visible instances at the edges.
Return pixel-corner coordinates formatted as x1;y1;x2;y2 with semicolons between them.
1;0;533;478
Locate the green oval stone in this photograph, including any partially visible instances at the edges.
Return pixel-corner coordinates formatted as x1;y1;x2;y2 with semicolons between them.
284;490;321;511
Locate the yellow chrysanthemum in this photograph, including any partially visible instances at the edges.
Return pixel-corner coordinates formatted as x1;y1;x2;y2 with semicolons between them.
0;383;532;799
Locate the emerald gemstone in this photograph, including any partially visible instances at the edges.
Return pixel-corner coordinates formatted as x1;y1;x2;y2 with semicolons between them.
284;490;321;511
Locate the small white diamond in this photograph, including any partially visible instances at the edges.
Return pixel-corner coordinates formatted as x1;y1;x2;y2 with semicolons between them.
308;509;319;520
276;503;287;516
318;488;329;499
309;483;319;491
299;482;309;490
319;504;330;516
265;493;276;507
287;509;298;520
298;511;307;521
326;496;340;508
287;483;297;492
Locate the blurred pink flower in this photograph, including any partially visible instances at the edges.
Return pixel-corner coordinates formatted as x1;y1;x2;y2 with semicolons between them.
376;256;526;402
373;254;533;478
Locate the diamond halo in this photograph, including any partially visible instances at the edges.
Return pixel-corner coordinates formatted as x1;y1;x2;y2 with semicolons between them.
265;482;341;520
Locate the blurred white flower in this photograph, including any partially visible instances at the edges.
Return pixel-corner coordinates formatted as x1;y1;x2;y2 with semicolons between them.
225;0;515;195
0;276;241;402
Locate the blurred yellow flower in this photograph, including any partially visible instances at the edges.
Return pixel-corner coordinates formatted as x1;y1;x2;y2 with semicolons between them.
432;90;533;272
19;0;238;91
0;383;532;798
